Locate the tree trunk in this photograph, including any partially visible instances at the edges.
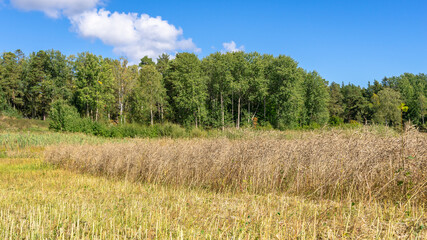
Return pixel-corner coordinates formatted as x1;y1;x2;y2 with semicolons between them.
248;100;250;123
120;102;123;124
157;104;161;122
161;104;164;123
121;82;124;124
86;102;89;118
221;92;224;131
264;97;266;120
237;96;241;129
150;106;154;126
119;82;123;124
232;92;234;126
32;97;36;118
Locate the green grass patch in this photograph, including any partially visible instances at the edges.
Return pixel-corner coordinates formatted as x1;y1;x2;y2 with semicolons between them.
0;117;49;132
0;132;123;150
0;161;52;173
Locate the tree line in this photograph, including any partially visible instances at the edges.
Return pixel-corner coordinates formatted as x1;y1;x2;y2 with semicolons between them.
0;49;426;129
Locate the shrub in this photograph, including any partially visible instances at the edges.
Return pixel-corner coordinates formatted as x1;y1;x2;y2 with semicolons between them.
49;100;81;132
257;121;274;130
0;92;22;119
349;119;361;126
329;116;344;126
76;118;95;134
109;125;124;138
157;123;186;138
91;121;110;137
189;127;207;138
0;108;22;119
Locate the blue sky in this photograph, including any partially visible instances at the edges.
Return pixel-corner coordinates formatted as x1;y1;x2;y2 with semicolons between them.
0;0;426;86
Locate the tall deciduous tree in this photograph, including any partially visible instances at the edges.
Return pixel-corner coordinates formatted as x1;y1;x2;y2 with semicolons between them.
266;55;304;129
302;71;329;125
245;52;268;125
139;63;165;125
156;53;170;122
74;53;114;121
203;52;233;130
166;53;207;127
372;88;402;126
111;58;138;124
228;51;250;129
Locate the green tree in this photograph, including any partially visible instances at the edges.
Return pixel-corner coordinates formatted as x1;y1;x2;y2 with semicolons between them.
155;53;171;122
328;82;344;120
139;56;155;66
111;58;138;124
266;55;304;129
382;73;427;125
228;51;250;129
166;53;207;127
203;52;233;129
419;94;426;125
0;50;24;111
341;84;369;123
74;53;114;121
24;50;49;119
302;71;329;125
372;88;402;126
245;52;269;126
139;64;165;125
49;100;80;131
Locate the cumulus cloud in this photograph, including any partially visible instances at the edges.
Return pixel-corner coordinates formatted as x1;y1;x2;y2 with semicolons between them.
7;1;200;62
10;0;101;18
70;9;200;62
222;41;244;52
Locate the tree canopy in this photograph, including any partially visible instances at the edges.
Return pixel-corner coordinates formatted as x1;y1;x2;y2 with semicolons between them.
0;49;425;130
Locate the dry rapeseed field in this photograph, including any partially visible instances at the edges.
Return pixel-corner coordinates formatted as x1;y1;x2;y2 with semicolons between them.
0;127;426;239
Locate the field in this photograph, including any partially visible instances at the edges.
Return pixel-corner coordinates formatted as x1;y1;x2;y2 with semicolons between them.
0;118;426;239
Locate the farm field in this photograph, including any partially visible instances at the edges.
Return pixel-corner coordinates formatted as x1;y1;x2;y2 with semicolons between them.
1;0;426;238
0;123;426;239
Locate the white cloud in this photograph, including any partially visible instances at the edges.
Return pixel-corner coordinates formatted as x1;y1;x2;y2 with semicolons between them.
222;41;244;52
7;1;200;62
10;0;102;18
70;9;200;62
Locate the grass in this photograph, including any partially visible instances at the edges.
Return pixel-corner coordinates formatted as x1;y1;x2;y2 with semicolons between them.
0;119;426;238
0;116;49;132
1;157;426;239
0;131;128;159
0;132;121;149
45;127;427;203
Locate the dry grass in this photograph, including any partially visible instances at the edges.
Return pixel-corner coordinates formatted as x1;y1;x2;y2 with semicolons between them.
45;127;427;203
0;126;425;238
1;157;426;239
